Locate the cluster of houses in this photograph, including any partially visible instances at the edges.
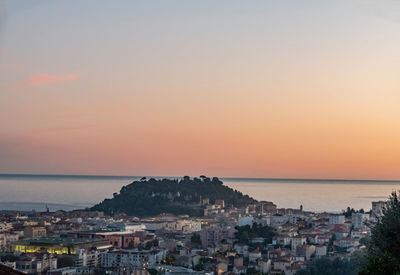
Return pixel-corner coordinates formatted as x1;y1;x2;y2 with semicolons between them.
0;199;386;274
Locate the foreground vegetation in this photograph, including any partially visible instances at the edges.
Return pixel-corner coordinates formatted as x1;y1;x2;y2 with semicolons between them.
298;191;400;275
296;257;361;275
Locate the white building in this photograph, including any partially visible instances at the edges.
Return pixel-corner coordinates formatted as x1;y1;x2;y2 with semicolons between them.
74;249;104;267
101;249;166;268
181;220;202;233
248;248;262;263
329;214;345;225
271;215;289;227
238;216;254;227
315;245;327;258
351;213;369;229
291;236;307;251
0;231;19;248
372;201;386;217
233;244;249;257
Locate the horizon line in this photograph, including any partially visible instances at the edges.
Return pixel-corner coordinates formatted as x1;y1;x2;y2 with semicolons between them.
1;173;400;183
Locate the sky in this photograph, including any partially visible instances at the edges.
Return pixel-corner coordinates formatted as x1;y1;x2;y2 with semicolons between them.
0;0;399;180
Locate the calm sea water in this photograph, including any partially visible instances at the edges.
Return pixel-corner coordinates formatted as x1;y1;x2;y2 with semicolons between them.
0;174;399;212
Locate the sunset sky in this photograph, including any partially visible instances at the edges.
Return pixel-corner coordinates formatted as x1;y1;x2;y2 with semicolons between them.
0;1;399;179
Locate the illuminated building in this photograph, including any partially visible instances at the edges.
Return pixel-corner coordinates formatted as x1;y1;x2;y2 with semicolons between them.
11;237;111;255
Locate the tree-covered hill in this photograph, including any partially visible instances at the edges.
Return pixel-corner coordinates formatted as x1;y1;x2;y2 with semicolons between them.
91;176;256;217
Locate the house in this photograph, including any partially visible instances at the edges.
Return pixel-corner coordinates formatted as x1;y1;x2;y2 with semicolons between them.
351;229;368;239
273;256;291;271
284;264;303;275
233;244;249;257
352;213;370;229
233;265;247;274
337;237;358;248
216;261;228;274
291;236;307;251
258;259;271;274
24;226;46;238
268;248;284;260
315;245;327;258
296;244;315;260
249;248;262;263
234;256;243;268
329;214;345;225
275;234;291;246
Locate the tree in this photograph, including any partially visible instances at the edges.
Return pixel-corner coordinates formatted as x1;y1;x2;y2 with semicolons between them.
166;253;176;265
128;240;135;249
359;191;400;274
235;224;275;246
57;255;74;268
191;233;202;246
328;234;336;252
296;257;358;275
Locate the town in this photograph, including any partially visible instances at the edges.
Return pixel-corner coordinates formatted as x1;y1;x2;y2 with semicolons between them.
0;198;385;275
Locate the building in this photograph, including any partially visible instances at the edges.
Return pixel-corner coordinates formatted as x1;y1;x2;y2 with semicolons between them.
315;245;327;258
238;216;254;227
329;214;345;225
47;266;102;275
0;231;20;248
258;201;277;215
67;231;141;249
74;249;104;267
24;226;47;238
258;259;271;274
372;201;386;217
214;200;225;208
200;227;234;248
15;253;57;274
271;215;289;227
11;237;111;255
291;236;306;251
100;249;166;269
351;213;369;229
296;244;315;260
248;248;261;263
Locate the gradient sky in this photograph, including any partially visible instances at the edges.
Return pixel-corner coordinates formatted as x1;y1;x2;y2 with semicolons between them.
0;0;399;179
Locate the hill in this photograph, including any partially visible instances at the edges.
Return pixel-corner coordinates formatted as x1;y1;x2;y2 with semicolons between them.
91;176;256;217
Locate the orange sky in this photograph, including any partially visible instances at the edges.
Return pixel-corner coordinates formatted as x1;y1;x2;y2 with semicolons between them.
0;1;399;179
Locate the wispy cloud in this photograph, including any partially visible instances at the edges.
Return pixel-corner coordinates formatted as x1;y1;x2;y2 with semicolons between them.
33;124;95;133
23;73;81;86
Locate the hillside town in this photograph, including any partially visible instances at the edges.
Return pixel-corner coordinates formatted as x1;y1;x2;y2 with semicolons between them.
0;199;385;275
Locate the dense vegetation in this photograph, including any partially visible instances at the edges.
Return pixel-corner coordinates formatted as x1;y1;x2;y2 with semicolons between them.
298;191;400;275
359;191;400;274
295;257;361;275
91;176;256;217
235;223;275;246
342;207;366;218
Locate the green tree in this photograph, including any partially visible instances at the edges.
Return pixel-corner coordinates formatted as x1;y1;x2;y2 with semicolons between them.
235;224;275;246
296;257;358;275
359;191;400;274
166;253;176;265
191;233;202;246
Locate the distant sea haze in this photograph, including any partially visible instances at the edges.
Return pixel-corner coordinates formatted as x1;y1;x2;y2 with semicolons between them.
0;174;399;212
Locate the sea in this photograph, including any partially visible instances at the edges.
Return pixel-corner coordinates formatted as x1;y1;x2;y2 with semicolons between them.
0;174;399;213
